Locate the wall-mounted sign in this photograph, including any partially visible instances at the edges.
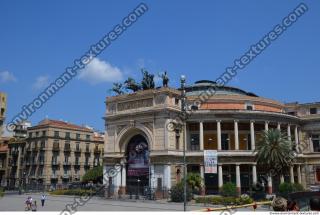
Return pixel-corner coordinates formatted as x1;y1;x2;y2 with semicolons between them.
204;150;217;173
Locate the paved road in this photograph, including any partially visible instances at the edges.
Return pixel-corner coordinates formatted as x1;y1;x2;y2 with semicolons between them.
0;194;270;212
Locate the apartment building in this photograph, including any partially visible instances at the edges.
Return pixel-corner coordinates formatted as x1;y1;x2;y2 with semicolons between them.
0;92;7;137
7;119;104;190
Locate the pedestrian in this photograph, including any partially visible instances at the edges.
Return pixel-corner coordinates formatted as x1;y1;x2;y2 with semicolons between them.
41;193;46;207
31;200;37;212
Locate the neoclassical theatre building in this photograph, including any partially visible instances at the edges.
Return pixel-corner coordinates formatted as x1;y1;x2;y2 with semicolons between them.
103;80;320;195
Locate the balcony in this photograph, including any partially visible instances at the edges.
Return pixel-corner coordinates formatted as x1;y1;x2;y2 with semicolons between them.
32;146;38;151
39;160;45;165
94;148;101;154
52;146;60;152
64;147;71;153
84;163;90;168
51;161;60;166
74;148;81;153
63;161;71;166
11;150;19;156
51;174;59;179
74;174;80;180
73;162;80;167
84;149;91;154
39;146;45;151
62;174;70;179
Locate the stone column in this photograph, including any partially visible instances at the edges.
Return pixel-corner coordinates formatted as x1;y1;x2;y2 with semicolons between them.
309;137;314;152
218;165;223;190
295;126;299;146
250;121;255;150
280;175;285;183
164;165;171;190
267;176;273;194
199;121;204;151
252;164;257;185
277;122;281;130
234;120;239;150
200;165;205;195
236;164;241;195
290;166;294;183
297;165;302;184
217;120;222;150
287;124;291;141
119;164;126;195
16;146;22;182
265;121;269;131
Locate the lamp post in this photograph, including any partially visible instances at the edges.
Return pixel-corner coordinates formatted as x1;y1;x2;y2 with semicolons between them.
180;75;187;212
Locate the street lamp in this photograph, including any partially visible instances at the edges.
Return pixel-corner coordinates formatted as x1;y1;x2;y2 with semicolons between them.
136;178;141;199
180;75;187;212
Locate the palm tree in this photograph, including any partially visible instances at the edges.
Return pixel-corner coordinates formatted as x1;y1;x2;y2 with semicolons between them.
255;129;294;180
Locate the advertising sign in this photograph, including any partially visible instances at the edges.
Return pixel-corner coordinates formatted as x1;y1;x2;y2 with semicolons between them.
204;150;217;173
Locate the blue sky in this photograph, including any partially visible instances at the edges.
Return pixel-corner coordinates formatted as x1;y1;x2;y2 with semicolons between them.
0;0;319;132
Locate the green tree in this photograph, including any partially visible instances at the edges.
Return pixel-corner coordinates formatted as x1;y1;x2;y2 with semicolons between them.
183;173;203;193
255;129;294;178
82;166;103;183
221;182;237;197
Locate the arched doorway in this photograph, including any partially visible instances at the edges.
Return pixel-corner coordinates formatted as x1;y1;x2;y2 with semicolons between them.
126;134;149;195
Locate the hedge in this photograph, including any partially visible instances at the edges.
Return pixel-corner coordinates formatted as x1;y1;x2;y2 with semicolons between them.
50;189;96;196
195;195;253;205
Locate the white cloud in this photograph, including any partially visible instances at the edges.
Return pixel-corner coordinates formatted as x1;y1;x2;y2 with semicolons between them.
0;71;17;83
33;75;49;90
78;58;123;85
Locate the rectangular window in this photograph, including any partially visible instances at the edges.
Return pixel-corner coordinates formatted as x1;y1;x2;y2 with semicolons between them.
65;132;70;139
42;131;46;136
86;135;90;140
86;143;90;152
35;132;39;137
76;133;80;140
29;132;32;138
310;108;317;114
316;167;320;182
247;134;252;150
312;135;320;152
54;131;59;137
221;133;229;150
76;143;80;151
190;134;200;150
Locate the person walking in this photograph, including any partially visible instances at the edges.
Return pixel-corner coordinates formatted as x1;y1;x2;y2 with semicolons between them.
40;193;46;207
31;200;37;212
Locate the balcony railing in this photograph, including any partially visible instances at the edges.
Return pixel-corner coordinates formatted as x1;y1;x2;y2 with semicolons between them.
94;148;101;154
51;161;60;166
85;149;90;154
52;146;60;151
64;147;71;153
63;161;71;166
51;174;59;179
74;148;81;153
74;162;80;167
62;174;70;179
84;163;90;167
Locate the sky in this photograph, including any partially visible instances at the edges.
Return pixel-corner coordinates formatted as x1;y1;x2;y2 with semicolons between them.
0;0;319;132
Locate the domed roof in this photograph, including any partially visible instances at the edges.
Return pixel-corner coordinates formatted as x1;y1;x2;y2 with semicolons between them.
185;80;258;97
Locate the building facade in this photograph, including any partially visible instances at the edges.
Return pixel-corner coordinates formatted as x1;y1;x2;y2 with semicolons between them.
6;119;104;190
0;92;7;137
103;81;320;196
